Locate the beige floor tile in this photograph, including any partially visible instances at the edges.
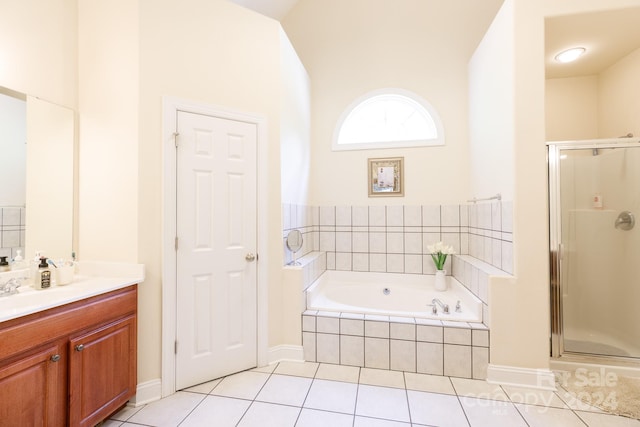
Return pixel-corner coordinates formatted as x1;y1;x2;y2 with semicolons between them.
273;361;319;378
316;363;360;383
450;377;509;401
359;368;405;389
503;385;567;409
404;372;455;395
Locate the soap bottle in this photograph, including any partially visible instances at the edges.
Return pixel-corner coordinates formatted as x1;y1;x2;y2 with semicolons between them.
0;256;8;272
34;257;52;290
11;250;27;271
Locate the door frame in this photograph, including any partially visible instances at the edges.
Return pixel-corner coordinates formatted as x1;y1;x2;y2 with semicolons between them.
161;96;269;397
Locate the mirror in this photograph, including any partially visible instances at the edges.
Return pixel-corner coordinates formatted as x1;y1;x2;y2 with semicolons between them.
0;86;74;264
286;229;303;266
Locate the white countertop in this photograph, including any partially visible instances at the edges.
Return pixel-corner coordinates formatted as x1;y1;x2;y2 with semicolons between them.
0;261;145;323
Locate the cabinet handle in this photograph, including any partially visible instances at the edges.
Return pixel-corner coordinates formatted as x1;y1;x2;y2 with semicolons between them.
50;354;61;362
75;344;85;352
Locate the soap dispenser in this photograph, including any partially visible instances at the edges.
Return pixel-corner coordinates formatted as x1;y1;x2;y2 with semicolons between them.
34;257;52;290
11;250;27;271
0;256;8;272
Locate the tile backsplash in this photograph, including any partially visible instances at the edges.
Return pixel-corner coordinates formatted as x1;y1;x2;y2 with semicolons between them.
0;206;26;260
283;202;512;274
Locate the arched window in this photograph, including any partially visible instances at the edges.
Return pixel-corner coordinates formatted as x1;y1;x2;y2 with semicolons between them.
332;89;445;151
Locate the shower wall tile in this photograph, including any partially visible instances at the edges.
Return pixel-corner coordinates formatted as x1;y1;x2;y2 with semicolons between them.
369;206;386;226
404;233;422;254
352;253;369;272
352;206;369;226
404;206;422;227
386;206;404;226
336;206;352;226
0;206;26;258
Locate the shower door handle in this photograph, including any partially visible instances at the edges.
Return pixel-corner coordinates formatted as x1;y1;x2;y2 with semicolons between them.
615;211;635;231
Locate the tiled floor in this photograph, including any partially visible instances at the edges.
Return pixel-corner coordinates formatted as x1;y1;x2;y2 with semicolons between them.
105;362;640;427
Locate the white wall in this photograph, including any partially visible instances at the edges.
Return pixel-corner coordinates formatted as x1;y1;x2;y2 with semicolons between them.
546;76;599;141
468;0;515;202
599;47;640;138
280;29;311;206
0;0;77;108
282;0;504;206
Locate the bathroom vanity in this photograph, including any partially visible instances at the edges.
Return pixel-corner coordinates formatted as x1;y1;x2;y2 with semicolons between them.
0;263;143;427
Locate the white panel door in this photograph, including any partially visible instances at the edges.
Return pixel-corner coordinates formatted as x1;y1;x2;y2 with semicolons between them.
175;111;257;390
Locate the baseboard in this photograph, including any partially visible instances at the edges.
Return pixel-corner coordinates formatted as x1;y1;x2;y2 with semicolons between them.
268;345;304;364
486;364;556;390
131;379;163;406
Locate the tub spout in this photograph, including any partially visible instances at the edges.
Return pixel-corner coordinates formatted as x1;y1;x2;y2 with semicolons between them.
432;298;449;314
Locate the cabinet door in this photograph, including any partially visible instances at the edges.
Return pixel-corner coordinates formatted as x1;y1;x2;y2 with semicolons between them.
0;344;65;427
68;315;137;427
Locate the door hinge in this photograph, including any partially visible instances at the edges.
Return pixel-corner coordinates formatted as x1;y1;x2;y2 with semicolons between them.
175;236;178;251
173;132;179;148
175;340;178;354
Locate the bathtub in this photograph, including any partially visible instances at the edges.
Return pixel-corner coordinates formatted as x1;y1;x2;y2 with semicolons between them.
306;270;482;323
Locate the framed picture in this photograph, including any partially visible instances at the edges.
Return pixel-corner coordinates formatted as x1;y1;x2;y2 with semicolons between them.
368;157;404;197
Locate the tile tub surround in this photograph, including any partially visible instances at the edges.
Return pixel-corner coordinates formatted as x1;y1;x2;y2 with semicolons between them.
302;311;490;380
0;206;26;260
282;202;513;275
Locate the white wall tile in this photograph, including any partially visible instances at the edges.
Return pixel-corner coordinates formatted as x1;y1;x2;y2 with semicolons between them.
472;347;489;379
491;202;502;231
444;328;471;345
2;208;22;226
369;206;386;226
386;206;404;226
502;241;513;274
320;206;335;226
390;323;415;340
386;254;404;273
352;253;369;272
444;344;471;378
404;233;422;254
341;319;364;336
460;205;469;227
335;253;352;271
422;205;441;227
335;232;352;252
303;332;316;362
340;335;364;367
302;316;316;332
352;206;369;226
320;232;335;252
502;201;513;232
404;206;422;226
336;206;352;226
369;254;386;272
404;255;422;274
417;325;443;343
369;232;386;253
386;233;404;254
352;232;368;253
365;337;389;369
417;342;443;375
472;330;489;347
390;340;416;372
317;333;340;364
365;320;389;338
441;205;460;226
317;316;340;334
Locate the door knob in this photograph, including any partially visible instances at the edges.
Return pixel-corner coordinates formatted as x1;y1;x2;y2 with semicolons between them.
245;253;256;262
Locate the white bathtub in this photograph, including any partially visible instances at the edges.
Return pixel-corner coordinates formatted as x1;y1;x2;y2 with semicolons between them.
306;270;483;322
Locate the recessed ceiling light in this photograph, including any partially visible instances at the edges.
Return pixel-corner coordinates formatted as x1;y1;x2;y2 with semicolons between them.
555;47;586;63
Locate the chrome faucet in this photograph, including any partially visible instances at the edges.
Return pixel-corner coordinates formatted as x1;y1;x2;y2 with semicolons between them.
432;298;449;314
0;277;22;297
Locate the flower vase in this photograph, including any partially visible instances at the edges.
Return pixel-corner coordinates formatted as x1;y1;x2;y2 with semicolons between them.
435;269;447;292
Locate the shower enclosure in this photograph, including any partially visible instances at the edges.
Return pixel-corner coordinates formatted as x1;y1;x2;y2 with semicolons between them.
549;138;640;362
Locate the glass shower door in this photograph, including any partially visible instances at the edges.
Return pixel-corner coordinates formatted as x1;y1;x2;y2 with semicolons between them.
550;143;640;359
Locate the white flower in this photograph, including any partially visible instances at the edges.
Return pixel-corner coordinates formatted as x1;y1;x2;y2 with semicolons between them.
428;241;455;270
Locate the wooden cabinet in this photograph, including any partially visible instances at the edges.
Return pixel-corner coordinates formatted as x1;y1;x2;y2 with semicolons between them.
0;286;137;427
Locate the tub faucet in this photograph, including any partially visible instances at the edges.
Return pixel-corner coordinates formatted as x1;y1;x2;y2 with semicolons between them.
0;278;22;297
432;298;449;314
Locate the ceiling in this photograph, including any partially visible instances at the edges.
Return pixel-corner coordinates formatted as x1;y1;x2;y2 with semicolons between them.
546;7;640;79
227;0;299;20
227;1;640;80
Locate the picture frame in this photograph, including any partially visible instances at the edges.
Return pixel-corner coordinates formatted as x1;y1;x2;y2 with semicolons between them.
368;157;404;197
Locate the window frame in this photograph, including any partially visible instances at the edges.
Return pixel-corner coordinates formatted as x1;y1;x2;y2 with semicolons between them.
332;88;445;151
